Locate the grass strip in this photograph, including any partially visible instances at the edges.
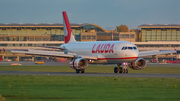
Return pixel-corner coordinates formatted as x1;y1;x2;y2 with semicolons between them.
0;75;180;101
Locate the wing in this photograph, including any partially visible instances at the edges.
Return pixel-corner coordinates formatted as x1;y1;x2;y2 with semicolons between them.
10;50;98;60
36;46;64;50
139;50;176;57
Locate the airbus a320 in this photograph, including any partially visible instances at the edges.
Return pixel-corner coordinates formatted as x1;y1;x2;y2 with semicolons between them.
11;11;176;73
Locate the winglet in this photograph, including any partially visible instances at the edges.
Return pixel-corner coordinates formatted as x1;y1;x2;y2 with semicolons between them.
62;11;77;44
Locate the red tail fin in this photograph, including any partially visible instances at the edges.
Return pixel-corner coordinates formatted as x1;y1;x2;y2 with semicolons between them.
62;11;76;44
3;48;5;53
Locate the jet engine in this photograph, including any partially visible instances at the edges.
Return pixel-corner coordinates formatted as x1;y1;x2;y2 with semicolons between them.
129;58;146;70
70;58;88;69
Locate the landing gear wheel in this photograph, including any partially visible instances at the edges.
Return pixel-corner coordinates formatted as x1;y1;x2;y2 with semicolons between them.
119;67;123;73
81;69;85;73
76;69;80;73
125;69;128;74
123;69;125;73
123;69;128;74
114;67;118;73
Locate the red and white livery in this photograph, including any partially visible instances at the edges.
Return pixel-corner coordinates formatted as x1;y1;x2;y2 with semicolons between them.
11;11;176;73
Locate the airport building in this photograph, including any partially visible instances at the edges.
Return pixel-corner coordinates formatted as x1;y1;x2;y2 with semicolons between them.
138;24;180;42
0;23;84;42
0;23;137;44
0;23;136;61
138;24;180;52
0;23;180;62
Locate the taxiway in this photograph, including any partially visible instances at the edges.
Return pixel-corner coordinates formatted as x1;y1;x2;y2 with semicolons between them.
0;71;179;78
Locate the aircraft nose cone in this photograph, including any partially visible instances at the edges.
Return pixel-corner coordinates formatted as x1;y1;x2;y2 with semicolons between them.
131;51;139;57
123;50;139;57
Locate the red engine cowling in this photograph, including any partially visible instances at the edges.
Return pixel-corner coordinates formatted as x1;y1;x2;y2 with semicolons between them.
129;58;147;70
70;58;88;69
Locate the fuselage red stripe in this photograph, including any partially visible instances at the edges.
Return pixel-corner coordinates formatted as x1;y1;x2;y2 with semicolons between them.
98;57;138;60
62;11;71;43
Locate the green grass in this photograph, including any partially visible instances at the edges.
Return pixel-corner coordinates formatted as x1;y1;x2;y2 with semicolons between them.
0;75;180;101
0;66;180;101
0;65;180;73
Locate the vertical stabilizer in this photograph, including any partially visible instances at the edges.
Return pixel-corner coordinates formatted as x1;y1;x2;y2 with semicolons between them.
62;11;77;43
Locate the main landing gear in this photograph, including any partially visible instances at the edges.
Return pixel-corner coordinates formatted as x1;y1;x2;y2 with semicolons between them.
76;69;85;73
114;63;128;74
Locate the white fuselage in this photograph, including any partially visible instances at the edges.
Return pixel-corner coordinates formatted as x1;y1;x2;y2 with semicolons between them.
61;41;139;64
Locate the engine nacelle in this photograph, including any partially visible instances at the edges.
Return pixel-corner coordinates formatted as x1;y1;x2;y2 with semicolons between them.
70;58;88;69
129;58;147;70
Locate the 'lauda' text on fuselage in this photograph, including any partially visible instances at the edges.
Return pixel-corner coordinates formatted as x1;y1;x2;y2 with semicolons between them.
92;44;115;53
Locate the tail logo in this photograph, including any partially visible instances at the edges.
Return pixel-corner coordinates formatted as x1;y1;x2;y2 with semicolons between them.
62;11;76;44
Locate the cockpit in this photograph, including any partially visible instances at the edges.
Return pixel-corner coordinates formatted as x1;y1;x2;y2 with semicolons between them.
121;46;137;50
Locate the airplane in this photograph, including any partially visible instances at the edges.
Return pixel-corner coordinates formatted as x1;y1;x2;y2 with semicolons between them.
11;11;176;73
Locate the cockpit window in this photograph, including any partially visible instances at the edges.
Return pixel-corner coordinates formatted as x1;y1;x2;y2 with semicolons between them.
121;47;127;50
133;47;137;50
128;47;133;49
122;47;125;50
121;46;137;50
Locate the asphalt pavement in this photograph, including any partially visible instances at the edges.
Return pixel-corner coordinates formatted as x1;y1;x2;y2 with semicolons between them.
0;71;180;78
0;61;180;78
0;61;180;67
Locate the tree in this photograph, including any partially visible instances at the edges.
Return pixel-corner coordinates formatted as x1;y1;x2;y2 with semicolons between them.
116;25;129;32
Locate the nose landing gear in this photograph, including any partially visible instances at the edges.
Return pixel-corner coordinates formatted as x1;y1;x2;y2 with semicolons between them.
114;63;128;74
123;68;128;73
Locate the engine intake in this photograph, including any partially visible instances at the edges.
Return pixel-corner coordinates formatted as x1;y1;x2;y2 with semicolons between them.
129;58;146;70
70;58;88;69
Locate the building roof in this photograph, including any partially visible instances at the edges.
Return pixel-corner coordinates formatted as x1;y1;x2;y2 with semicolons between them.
133;41;180;44
84;24;105;32
0;41;64;44
0;23;84;27
0;23;106;32
138;24;180;28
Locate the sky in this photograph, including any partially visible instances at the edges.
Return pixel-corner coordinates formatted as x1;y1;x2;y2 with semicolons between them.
0;0;180;29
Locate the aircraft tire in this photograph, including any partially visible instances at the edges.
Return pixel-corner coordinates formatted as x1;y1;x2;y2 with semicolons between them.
81;69;85;73
125;69;128;74
76;69;80;73
114;67;118;73
119;67;123;73
123;69;125;73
